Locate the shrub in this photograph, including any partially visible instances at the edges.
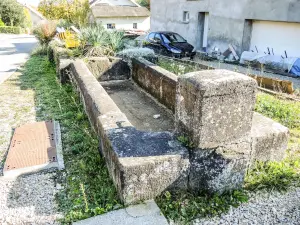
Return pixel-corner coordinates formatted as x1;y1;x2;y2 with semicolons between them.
38;0;90;27
0;26;22;34
31;45;49;56
117;47;155;60
33;21;57;46
57;19;73;29
0;19;5;27
108;30;125;53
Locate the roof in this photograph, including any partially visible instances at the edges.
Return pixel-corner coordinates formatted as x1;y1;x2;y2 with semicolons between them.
90;0;140;7
91;5;150;18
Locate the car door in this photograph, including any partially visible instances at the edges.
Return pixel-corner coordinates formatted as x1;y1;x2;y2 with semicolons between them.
153;33;164;54
144;32;156;50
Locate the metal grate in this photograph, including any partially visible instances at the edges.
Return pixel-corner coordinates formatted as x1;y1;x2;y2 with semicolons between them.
4;121;57;172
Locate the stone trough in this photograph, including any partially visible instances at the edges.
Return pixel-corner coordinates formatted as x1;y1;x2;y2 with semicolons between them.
53;50;289;204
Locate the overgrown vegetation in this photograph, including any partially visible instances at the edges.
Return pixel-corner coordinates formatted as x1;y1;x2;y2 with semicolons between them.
21;55;121;223
157;92;300;223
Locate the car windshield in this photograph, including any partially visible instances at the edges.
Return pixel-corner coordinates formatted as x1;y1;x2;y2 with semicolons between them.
162;33;186;43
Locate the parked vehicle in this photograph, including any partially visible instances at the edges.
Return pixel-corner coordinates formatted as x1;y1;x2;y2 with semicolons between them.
143;31;196;59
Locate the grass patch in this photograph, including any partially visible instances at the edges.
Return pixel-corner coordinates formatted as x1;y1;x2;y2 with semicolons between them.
157;58;197;75
245;92;300;191
20;56;121;224
156;190;248;224
255;93;300;128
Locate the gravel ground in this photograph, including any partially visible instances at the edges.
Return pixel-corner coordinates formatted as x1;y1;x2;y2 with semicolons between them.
0;70;62;224
193;187;300;225
195;59;300;90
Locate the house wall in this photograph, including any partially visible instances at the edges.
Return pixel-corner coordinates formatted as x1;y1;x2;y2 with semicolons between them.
150;0;300;55
96;17;150;31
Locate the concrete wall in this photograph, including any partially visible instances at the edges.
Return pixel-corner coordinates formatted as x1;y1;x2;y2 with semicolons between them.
150;0;300;55
132;58;178;112
96;16;150;31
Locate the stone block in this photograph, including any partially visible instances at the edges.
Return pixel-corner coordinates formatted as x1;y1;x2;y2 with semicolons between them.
250;112;289;167
73;200;169;225
99;126;190;204
189;139;251;193
176;69;257;149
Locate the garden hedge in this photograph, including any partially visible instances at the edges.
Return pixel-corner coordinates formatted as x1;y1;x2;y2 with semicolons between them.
0;26;22;34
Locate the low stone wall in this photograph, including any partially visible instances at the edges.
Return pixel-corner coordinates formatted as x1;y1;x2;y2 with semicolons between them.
65;60;190;204
132;57;178;112
54;51;290;204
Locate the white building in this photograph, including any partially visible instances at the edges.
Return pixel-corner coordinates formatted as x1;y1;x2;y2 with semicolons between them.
89;0;150;32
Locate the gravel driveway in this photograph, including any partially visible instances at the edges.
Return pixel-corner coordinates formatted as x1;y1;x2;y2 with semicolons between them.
0;71;61;224
193;187;300;225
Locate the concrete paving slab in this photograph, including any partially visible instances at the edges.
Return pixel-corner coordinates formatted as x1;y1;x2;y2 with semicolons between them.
73;200;169;225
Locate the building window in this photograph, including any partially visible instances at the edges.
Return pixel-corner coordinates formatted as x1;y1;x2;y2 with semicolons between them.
133;23;137;29
107;23;116;29
183;11;190;23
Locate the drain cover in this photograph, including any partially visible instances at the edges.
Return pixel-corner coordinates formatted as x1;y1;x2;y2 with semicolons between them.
3;121;63;177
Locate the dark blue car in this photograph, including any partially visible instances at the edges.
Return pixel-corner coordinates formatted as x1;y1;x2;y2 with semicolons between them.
143;31;196;59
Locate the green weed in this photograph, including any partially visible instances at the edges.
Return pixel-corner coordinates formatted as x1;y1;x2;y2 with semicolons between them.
156;190;248;224
20;56;121;224
177;135;195;149
255;93;300;128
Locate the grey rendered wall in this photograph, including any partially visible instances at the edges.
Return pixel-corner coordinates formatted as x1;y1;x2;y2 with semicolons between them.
150;0;300;55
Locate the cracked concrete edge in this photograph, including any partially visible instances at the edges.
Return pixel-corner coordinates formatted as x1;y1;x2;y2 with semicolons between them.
73;200;169;225
54;120;65;170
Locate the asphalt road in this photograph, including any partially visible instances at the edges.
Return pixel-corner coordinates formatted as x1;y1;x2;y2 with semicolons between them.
0;34;38;84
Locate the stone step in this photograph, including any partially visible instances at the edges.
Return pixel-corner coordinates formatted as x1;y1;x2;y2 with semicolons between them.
73;200;169;225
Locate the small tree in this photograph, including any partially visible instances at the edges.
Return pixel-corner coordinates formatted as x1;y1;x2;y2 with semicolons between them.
0;0;25;26
136;0;150;9
38;0;90;27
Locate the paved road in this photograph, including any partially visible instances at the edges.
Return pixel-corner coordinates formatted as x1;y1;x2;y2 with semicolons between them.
0;34;37;84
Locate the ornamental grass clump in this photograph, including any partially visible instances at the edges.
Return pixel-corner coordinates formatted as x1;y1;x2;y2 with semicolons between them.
33;20;57;46
79;24;125;57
